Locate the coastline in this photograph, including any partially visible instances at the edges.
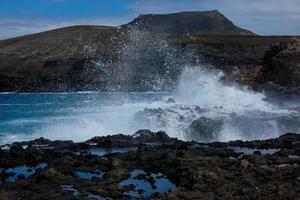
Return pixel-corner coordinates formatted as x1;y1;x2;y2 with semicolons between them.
1;130;299;199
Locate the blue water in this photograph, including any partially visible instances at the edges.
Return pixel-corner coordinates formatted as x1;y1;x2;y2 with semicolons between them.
1;90;300;145
87;147;138;156
0;163;47;183
0;92;168;144
120;169;176;198
230;147;280;155
61;185;112;199
75;170;104;180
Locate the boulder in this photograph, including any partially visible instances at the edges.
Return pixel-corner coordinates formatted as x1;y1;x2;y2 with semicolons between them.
133;129;171;143
185;117;223;142
166;98;176;103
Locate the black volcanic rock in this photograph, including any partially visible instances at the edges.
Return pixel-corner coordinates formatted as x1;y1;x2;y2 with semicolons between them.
256;42;300;96
0;133;300;199
185;117;223;142
123;10;255;36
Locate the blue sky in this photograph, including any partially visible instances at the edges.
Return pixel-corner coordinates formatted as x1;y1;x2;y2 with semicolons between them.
0;0;299;39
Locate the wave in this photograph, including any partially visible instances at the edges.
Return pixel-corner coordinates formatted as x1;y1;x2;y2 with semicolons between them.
175;66;286;115
0;92;16;94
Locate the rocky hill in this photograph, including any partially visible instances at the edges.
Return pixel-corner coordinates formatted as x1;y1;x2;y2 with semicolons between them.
0;26;121;91
124;10;254;36
0;11;299;96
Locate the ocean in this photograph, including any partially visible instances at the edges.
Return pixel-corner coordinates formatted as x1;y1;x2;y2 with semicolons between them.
1;67;299;145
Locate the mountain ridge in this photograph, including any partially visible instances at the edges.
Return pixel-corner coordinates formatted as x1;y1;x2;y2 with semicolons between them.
123;10;255;36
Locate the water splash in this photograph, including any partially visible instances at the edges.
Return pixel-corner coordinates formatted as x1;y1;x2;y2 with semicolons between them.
0;29;299;144
175;66;283;115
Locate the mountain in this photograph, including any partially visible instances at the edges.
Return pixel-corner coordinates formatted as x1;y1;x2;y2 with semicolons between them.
0;25;121;92
123;10;255;35
0;11;299;95
0;25;119;58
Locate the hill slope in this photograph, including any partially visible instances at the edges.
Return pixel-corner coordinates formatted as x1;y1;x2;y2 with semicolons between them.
123;10;255;35
0;11;299;95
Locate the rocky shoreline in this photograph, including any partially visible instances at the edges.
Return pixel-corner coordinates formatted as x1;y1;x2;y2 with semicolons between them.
1;130;299;200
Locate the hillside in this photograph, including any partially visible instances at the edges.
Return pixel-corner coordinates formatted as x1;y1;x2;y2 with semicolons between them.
0;11;299;95
0;25;119;57
0;26;121;91
123;10;254;36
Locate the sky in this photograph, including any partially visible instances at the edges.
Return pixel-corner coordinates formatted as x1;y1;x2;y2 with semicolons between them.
0;0;299;39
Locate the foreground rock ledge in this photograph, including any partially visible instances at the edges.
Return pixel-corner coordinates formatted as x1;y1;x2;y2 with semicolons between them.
0;131;300;200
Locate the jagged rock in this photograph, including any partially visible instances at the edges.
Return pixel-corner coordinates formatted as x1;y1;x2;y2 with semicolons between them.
133;130;171;143
86;130;175;147
0;133;300;199
256;43;300;96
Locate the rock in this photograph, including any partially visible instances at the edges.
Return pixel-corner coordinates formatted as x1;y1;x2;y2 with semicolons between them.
48;168;57;175
292;141;300;149
204;171;219;182
253;151;262;155
241;160;250;168
112;158;121;167
195;106;206;113
10;145;24;151
124;10;254;35
134;129;171;143
0;133;300;199
166;98;176;103
256;44;300;96
185;117;223;142
134;108;167;127
0;19;298;95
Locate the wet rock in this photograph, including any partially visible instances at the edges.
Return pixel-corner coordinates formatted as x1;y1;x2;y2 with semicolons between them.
134;129;171;143
256;44;300;96
166;98;176;103
10;145;24;151
134;108;169;127
195;106;206;113
0;132;300;200
185;117;223;142
253;150;262;155
134;105;206;131
229;133;300;149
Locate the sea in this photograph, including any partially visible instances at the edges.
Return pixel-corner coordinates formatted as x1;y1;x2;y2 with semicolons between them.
1;67;299;145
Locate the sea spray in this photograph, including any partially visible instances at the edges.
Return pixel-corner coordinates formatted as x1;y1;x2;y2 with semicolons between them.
0;29;299;144
131;66;294;142
0;71;299;144
175;66;278;114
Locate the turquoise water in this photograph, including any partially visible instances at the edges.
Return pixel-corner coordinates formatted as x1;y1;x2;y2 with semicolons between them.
0;90;299;145
0;92;168;144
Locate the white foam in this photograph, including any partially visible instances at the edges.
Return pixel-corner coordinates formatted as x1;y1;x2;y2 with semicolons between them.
175;66;284;115
0;66;298;144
